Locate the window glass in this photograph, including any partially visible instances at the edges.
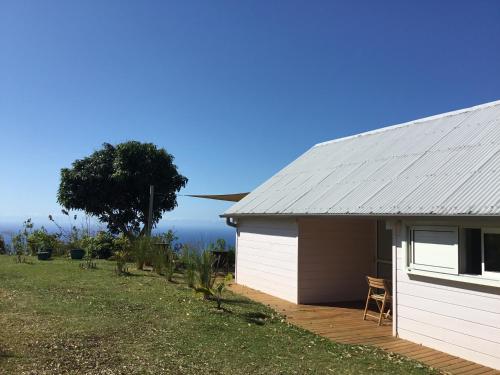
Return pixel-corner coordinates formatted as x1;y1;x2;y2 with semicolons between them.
463;228;481;275
484;233;500;272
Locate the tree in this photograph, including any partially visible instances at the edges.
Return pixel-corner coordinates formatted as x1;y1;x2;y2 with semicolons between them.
57;142;187;238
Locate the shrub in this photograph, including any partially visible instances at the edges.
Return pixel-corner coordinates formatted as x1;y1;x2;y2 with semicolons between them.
114;250;129;275
132;236;154;270
92;231;115;259
79;236;97;269
195;273;233;310
181;245;197;288
113;235;131;275
27;228;61;256
12;232;27;263
0;235;7;254
150;230;178;281
195;250;216;299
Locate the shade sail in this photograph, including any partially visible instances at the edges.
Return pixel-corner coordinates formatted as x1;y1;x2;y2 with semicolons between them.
186;193;249;202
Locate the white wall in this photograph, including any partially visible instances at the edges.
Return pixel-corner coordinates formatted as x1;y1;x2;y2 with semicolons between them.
395;221;500;370
236;217;298;303
298;218;376;304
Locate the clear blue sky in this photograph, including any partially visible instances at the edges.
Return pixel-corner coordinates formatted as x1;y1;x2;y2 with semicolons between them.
1;1;499;229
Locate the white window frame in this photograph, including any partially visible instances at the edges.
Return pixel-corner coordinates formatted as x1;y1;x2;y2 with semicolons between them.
408;225;459;275
481;228;500;280
405;223;500;287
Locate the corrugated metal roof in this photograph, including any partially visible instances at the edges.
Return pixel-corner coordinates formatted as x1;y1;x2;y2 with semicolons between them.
224;100;500;217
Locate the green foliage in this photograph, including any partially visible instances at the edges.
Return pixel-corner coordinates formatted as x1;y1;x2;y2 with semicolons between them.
11;232;27;263
195;250;216;298
181;245;197;288
57;141;188;238
131;236;154;270
113;235;132;275
151;230;178;281
92;231;115;259
0;234;7;254
195;273;233;309
79;236;97;270
114;250;129;275
27;227;61;256
49;210;85;249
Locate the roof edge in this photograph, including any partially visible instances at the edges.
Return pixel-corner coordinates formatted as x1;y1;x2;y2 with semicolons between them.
315;99;500;148
221;212;500;218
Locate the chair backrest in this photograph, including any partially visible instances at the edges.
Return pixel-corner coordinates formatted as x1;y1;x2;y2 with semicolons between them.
366;276;392;296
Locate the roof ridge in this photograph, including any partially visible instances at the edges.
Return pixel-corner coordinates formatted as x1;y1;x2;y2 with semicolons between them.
314;99;500;148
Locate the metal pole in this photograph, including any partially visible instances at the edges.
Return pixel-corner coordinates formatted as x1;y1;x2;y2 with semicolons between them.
147;185;154;236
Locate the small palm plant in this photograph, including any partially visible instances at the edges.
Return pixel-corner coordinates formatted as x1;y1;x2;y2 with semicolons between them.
195;273;233;310
195;250;216;298
113;235;131;275
114;250;129;275
181;245;197;288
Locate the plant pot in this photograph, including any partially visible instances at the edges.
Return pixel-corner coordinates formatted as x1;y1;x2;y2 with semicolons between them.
70;249;85;260
37;252;51;261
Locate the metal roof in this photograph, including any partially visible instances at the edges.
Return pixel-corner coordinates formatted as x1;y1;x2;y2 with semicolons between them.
224;99;500;217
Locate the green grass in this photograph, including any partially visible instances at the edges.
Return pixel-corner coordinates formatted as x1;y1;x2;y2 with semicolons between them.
0;256;438;374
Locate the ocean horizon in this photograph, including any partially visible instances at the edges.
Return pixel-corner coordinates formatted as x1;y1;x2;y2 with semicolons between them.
0;222;235;248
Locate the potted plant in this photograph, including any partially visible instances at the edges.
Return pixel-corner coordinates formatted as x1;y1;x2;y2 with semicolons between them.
37;250;51;261
70;248;85;260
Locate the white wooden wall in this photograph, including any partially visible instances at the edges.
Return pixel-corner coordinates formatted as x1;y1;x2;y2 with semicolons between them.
297;218;376;304
236;218;299;303
395;223;500;370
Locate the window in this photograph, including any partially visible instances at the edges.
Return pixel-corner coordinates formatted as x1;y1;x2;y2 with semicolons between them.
407;225;500;284
483;229;500;275
409;226;459;275
462;228;481;275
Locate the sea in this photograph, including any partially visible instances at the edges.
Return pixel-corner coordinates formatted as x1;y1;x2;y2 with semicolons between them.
0;221;236;249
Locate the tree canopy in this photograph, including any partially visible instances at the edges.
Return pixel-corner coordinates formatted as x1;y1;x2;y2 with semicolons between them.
58;141;188;237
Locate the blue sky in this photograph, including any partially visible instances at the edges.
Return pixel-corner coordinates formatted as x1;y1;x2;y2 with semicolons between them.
1;1;499;229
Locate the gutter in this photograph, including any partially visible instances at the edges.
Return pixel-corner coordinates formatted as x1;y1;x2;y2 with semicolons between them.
225;217;237;228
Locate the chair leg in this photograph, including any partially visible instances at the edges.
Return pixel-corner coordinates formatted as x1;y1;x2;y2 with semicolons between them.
378;298;386;326
362;288;371;321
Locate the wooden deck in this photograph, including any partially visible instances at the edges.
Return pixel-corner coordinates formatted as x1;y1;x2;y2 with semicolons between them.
230;283;499;375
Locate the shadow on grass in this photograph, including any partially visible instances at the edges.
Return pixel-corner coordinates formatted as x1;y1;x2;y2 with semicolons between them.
220;297;254;306
0;347;14;359
240;311;270;326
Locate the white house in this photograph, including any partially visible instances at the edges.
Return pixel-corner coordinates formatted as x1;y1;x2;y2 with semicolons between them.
222;99;500;370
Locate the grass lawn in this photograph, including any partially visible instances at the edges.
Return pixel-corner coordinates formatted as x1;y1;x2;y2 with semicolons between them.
0;256;438;374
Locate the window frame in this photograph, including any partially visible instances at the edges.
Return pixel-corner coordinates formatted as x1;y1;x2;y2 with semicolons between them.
408;225;459;275
405;223;500;285
481;228;500;280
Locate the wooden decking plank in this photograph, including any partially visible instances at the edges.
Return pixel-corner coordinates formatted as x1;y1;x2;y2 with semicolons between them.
443;361;487;373
452;364;495;375
229;283;497;375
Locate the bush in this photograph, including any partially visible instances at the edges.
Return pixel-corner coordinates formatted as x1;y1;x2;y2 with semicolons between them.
151;230;178;281
181;245;197;288
195;250;216;298
92;231;115;259
0;235;7;254
12;232;27;263
132;236;154;270
111;235;131;275
27;228;61;256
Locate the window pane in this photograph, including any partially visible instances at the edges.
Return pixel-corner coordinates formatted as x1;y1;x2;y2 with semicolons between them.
483;233;500;272
464;228;481;275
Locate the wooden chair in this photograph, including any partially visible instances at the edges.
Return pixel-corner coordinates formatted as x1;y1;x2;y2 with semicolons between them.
363;276;392;326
